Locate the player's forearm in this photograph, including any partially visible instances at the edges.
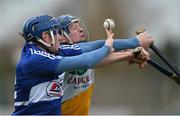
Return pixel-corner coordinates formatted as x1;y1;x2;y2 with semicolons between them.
113;38;140;51
79;38;139;53
95;51;132;68
55;45;111;73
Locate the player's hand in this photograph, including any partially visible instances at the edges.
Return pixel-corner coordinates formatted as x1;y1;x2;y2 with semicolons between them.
104;28;114;48
137;32;154;50
128;57;147;69
128;47;150;69
135;47;150;61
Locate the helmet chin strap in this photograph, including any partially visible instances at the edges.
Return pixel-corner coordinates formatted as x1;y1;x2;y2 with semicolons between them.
49;29;55;46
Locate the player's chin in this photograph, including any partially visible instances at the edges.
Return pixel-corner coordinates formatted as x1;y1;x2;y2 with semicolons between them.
53;48;59;54
54;44;60;53
80;35;86;40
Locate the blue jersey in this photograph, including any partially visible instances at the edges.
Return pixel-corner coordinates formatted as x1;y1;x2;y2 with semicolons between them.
12;38;139;115
13;43;63;115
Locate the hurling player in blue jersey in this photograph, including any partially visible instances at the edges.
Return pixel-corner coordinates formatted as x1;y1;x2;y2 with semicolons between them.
57;15;153;115
13;15;115;115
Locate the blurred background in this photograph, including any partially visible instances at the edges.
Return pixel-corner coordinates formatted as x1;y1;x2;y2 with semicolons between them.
0;0;180;114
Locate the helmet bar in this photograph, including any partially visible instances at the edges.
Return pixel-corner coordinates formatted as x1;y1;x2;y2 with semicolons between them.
71;19;79;23
36;29;56;48
62;30;73;44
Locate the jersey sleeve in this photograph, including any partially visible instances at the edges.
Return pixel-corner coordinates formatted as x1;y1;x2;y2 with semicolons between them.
78;38;140;53
55;45;110;74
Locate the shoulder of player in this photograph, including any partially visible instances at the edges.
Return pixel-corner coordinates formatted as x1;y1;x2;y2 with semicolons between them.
19;47;61;72
28;48;57;60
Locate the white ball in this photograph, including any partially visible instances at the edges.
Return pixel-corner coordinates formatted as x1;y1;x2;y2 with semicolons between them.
103;18;115;30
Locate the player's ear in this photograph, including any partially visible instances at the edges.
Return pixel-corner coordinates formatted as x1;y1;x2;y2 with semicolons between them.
42;32;50;42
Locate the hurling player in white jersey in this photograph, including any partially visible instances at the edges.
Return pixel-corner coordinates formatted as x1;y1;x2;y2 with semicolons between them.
57;14;154;115
13;14;117;115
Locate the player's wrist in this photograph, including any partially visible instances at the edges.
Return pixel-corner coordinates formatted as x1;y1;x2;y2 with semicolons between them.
126;50;134;61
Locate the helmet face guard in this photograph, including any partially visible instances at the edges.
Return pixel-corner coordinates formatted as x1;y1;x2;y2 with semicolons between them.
57;15;89;43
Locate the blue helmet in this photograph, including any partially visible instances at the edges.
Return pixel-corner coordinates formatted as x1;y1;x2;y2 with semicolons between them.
57;15;77;35
57;14;89;41
22;15;61;43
